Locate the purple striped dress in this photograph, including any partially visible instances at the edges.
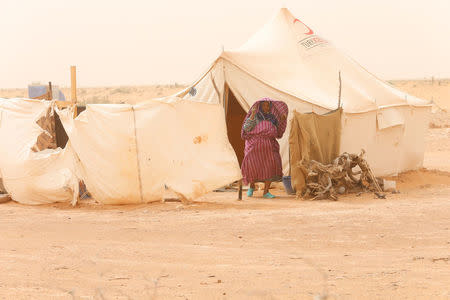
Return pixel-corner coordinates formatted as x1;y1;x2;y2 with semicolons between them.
241;99;288;185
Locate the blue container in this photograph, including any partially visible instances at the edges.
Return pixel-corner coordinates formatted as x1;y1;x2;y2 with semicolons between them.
282;176;296;195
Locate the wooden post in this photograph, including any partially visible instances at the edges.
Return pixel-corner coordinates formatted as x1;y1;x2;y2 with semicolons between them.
338;71;342;108
70;66;79;204
48;81;53;100
70;66;78;117
238;179;243;200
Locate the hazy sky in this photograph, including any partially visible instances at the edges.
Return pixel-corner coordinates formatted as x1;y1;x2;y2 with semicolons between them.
1;0;449;88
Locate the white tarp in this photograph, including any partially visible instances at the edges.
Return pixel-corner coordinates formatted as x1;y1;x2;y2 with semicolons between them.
58;97;241;205
0;98;78;205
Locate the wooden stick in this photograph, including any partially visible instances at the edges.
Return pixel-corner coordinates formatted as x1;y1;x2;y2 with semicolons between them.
338;71;342;108
70;66;77;103
48;81;53;100
238;179;243;200
70;66;78;117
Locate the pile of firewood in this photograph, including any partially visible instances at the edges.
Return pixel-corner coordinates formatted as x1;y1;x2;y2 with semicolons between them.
301;150;385;200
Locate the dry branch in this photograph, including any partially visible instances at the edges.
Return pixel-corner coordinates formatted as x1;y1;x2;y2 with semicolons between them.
300;150;385;200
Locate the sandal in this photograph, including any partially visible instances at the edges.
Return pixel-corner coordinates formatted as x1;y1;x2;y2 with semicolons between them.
263;192;276;199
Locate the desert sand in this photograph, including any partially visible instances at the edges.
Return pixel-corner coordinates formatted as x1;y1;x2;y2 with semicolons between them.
0;81;449;299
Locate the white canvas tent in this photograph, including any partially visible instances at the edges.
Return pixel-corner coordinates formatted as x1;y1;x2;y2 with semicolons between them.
172;8;431;176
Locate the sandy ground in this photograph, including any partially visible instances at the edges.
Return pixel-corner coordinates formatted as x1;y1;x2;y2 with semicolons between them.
0;153;449;299
0;83;449;299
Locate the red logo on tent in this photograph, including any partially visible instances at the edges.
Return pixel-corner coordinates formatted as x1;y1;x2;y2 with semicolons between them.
293;18;314;35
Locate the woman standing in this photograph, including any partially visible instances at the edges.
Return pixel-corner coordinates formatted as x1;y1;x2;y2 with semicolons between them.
241;98;288;198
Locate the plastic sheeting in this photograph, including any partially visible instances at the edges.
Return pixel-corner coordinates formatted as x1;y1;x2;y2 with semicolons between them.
58;97;241;205
28;84;66;100
0;98;78;205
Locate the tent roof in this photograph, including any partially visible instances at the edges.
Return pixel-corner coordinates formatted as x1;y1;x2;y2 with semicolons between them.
221;8;429;113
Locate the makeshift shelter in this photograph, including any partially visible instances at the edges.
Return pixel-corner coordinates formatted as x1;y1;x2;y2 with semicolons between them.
0;97;241;205
0;98;78;204
57;97;241;204
171;8;431;176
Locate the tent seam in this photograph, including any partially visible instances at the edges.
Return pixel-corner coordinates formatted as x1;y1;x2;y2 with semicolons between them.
131;106;144;203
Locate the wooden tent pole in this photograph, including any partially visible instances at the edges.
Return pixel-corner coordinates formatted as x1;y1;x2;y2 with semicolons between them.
70;66;78;117
238;179;243;200
338;71;342;108
48;81;53;100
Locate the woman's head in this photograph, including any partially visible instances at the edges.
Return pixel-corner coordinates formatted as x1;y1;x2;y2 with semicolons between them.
260;101;271;114
255;100;278;127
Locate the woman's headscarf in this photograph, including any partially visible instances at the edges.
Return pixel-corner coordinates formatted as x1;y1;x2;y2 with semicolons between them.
256;101;278;127
241;98;289;139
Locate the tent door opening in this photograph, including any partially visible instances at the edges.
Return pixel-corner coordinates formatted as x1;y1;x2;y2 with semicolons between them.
224;84;246;166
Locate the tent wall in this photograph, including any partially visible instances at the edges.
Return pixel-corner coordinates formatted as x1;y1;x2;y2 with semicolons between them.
398;106;430;172
58;98;241;204
340;106;430;176
340;111;401;176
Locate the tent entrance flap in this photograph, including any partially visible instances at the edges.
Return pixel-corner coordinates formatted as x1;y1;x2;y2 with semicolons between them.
289;109;342;193
224;84;246;165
